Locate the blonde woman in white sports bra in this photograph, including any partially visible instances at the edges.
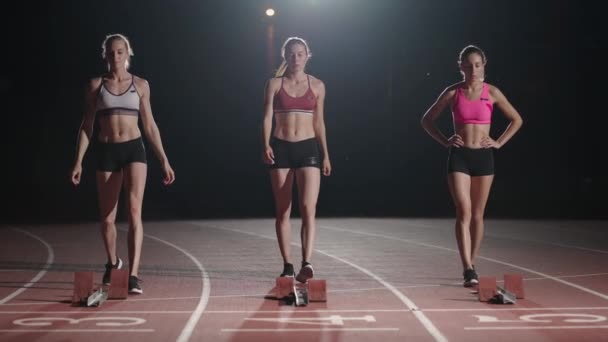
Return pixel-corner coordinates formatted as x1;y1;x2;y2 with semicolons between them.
70;33;175;294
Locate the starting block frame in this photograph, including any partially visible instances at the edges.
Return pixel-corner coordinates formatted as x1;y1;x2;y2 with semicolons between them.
72;269;129;307
477;273;525;304
276;277;327;306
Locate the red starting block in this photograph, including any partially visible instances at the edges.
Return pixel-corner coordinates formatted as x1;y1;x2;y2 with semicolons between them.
107;269;129;299
477;273;525;303
72;271;94;306
504;273;525;299
477;276;497;302
275;277;327;306
72;269;128;307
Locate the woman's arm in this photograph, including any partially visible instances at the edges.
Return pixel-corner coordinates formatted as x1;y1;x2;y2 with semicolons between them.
136;77;175;184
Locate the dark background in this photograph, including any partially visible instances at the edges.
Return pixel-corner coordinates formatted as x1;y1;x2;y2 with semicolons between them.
1;0;604;223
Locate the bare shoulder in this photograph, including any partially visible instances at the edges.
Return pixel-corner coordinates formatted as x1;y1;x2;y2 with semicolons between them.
268;76;282;87
132;75;150;98
132;75;149;89
87;76;103;92
308;74;324;87
444;81;463;93
438;81;461;100
486;83;506;101
307;74;325;94
486;83;502;95
265;77;282;93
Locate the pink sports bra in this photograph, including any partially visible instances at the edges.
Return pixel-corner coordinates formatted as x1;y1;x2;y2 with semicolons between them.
451;83;493;124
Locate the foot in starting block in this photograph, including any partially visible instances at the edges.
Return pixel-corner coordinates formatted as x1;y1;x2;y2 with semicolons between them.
275;277;327;306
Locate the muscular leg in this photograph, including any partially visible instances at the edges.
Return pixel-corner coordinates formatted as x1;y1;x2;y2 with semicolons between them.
96;170;123;265
123;162;147;277
448;172;473;270
469;175;494;264
270;168;294;264
295;167;321;263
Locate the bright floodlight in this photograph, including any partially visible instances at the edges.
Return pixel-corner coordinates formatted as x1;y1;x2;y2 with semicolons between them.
266;8;275;16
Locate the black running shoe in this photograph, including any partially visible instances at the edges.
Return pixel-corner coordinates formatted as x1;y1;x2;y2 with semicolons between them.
296;262;314;283
102;257;123;285
128;275;143;294
280;263;295;277
463;268;478;288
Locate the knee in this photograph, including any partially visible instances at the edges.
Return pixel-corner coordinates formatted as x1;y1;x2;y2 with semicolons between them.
472;211;485;223
128;206;142;221
300;202;317;219
100;218;115;230
455;206;472;223
275;202;292;220
275;209;291;222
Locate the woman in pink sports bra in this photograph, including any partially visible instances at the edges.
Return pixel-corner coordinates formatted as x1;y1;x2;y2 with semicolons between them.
421;45;523;287
261;37;332;283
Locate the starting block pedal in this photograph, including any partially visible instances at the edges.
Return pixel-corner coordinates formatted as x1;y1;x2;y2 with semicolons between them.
477;273;525;304
72;269;129;307
86;287;109;307
275;277;327;306
490;285;516;304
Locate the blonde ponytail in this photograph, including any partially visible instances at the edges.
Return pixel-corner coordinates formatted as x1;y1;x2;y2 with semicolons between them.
275;61;288;77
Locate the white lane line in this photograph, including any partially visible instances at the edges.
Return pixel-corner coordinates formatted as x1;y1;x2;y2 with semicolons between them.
0;227;55;305
192;222;448;342
0;329;155;332
137;231;210;342
385;220;608;254
465;325;608;330
221;328;400;332
422;306;608;312
321;224;608;301
1;306;607;315
485;234;608;254
0;311;193;314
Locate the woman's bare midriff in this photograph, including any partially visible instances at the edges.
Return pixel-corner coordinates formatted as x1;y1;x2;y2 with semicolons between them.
273;112;315;142
97;114;142;143
454;123;491;148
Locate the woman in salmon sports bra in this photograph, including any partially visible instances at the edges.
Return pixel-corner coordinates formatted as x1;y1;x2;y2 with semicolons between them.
421;45;523;287
261;37;331;283
70;33;175;295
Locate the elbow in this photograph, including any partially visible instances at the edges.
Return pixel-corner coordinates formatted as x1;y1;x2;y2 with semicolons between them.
420;115;430;126
420;117;431;130
313;121;324;132
143;123;158;137
81;125;94;139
